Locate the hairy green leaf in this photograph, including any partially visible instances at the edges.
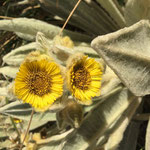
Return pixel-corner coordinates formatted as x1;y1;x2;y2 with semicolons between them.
0;66;19;78
0;101;56;122
91;20;150;96
103;97;141;150
96;0;126;27
62;87;136;150
39;0;118;35
118;121;140;150
3;42;36;66
0;18;91;42
124;0;150;26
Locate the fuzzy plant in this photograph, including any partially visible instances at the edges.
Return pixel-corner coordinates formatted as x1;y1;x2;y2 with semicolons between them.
0;0;150;150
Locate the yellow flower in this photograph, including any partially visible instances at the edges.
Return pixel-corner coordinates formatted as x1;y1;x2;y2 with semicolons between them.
15;59;63;111
67;54;103;105
13;118;22;123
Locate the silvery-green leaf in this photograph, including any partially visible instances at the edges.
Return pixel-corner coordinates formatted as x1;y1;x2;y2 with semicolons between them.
91;20;150;96
96;0;126;28
15;32;36;41
0;101;56;122
87;96;141;150
100;66;121;96
62;88;136;150
84;0;120;31
39;0;96;35
74;43;98;58
0;101;56;130
39;0;117;35
103;97;142;150
38;129;73;150
3;42;36;66
0;18;91;42
66;0;115;34
124;0;150;26
84;86;123;113
118;121;140;150
146;118;150;150
0;66;19;78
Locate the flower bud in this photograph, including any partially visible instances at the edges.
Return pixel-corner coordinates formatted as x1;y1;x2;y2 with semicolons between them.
56;100;83;129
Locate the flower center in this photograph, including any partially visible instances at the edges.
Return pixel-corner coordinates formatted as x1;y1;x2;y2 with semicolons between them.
26;71;51;96
72;65;91;90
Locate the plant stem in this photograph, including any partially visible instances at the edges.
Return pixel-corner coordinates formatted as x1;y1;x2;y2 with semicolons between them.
10;117;20;136
19;109;34;150
59;0;82;36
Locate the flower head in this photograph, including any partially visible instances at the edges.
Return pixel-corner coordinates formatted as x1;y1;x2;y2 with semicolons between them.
15;59;63;111
67;54;103;105
53;35;74;48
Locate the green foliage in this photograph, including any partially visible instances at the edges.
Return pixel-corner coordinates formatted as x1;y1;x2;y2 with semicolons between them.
0;0;150;149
